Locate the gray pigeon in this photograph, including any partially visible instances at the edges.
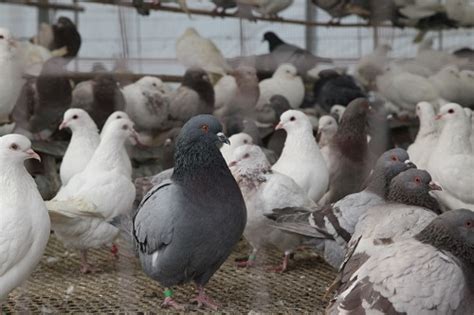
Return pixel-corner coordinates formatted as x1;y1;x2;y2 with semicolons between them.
169;68;215;124
266;148;415;268
335;168;443;302
319;98;373;205
327;208;474;314
132;115;246;310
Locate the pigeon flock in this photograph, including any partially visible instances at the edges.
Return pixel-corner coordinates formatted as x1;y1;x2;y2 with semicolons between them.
1;8;474;315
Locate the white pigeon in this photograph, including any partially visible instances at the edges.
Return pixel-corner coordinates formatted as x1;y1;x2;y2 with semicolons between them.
0;28;24;126
122;76;170;131
376;64;441;116
257;63;305;109
238;0;293;17
229;144;316;271
354;43;391;89
458;70;474;106
317;115;338;169
101;111;134;178
272;110;329;202
0;134;50;300
47;119;136;273
15;41;52;76
176;27;230;75
214;74;237;110
415;37;467;73
407;102;439;169
398;0;444;20
428;103;474;210
446;0;474;26
220;132;253;165
428;65;463;104
59;109;100;186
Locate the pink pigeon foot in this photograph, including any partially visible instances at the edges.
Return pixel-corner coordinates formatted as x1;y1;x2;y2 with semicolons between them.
161;297;185;310
190;286;219;311
235;259;256;268
267;253;290;273
80;250;101;273
110;243;119;259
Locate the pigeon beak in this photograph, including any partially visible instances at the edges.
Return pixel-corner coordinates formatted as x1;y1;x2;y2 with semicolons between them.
434;114;443;120
217;132;230;145
164;138;172;146
25;149;41;162
58;120;68;130
404;159;417;169
429;181;442;191
275;122;284;130
228;160;237;167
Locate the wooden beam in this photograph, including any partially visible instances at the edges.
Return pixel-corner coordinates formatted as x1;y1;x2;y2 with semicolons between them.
29;71;183;83
86;0;393;28
0;0;85;12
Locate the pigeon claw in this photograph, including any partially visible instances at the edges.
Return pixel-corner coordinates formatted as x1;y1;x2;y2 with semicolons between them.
161;297;185;310
190;294;219;311
235;259;256;268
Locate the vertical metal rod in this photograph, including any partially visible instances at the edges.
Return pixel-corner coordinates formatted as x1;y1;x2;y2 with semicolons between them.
305;0;316;53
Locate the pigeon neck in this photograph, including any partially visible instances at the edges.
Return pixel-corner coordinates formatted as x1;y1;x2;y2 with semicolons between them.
436;117;472;155
415;222;474;270
333;117;368;162
0;162;36;197
417;114;437;139
387;188;441;214
86;133;126;171
267;37;284;51
281;126;320;158
71;126;99;138
365;168;389;197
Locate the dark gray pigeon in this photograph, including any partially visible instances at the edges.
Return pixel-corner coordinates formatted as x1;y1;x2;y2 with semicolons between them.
334;168;443;302
266;148;415;268
51;16;81;58
327;208;474;314
169;68;215;124
319;98;372;205
132;115;246;310
262;31;332;76
211;0;237;15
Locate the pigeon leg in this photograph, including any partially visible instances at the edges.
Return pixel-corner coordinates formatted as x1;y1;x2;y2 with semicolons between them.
190;286;219;311
267;251;290;273
161;288;184;310
79;250;100;274
235;248;257;268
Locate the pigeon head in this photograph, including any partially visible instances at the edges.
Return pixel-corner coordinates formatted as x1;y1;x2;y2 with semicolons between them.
55;16;75;29
440;65;460;78
367;148;415;197
415;101;435;120
226;132;253;150
59;108;97;132
318;69;340;80
330;105;345;122
136;76;166;93
435;103;468;123
262;31;284;51
318;115;338;137
269;95;291;118
233;65;258;87
176;114;229;148
182;67;214;105
0;27;15;50
416;209;474;265
387;168;442;213
276;110;312;134
274;63;298;79
228;144;270;173
101;118;139;145
0;134;41;163
102;111;131;133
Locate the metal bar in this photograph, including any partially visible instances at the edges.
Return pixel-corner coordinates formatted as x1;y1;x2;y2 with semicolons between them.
33;71;183;83
0;0;85;12
85;0;393;28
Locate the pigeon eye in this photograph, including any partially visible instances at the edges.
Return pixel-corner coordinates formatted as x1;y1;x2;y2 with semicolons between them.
122;124;128;130
0;35;4;39
391;155;398;161
414;176;421;183
72;115;78;120
465;220;473;228
448;109;455;114
117;115;122;119
10;143;18;150
243;153;250;159
152;83;157;87
290;116;296;121
200;124;209;133
243;139;248;144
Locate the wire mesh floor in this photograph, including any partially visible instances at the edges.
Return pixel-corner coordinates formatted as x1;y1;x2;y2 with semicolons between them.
3;235;337;313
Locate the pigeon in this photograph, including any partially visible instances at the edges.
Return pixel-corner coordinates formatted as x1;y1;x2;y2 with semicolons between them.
236;0;294;18
257;63;305;109
220;132;253;165
459;69;474;107
415;37;467;73
407;101;439;170
229;144;317;272
265;148;414;268
213;74;237;110
47;118;137;273
313;69;366;113
101;112;134;178
330;104;345;122
428;65;463;104
311;0;352;23
0;28;23;129
176;28;231;75
327;208;474;315
272;110;329;202
317;115;338;168
59;108;100;186
169;67;215;123
319;98;372;205
428;103;474;210
51;16;81;58
133;115;246;310
29;57;72;140
71;65;126;129
354;43;391;89
262;31;332;76
0;134;50;301
446;0;474;26
211;0;237;15
133;0;191;17
122;76;171;133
